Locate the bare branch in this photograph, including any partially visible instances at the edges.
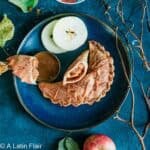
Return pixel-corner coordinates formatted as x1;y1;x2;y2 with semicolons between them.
115;27;146;150
97;0;150;149
134;75;150;112
116;1;150;71
113;113;130;124
147;87;150;99
144;0;150;31
116;0;125;23
142;123;150;139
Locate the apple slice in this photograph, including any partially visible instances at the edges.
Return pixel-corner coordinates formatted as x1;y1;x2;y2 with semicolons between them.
41;20;66;54
53;16;88;51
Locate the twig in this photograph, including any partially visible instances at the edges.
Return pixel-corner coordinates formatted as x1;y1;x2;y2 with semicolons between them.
116;1;150;71
116;0;125;23
115;27;146;150
96;0;150;148
147;87;150;99
138;4;150;70
100;0;150;71
113;113;130;124
135;77;150;112
142;123;150;139
145;0;150;31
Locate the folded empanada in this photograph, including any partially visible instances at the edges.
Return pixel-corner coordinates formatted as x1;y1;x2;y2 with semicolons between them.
63;50;89;85
39;41;115;107
7;55;39;84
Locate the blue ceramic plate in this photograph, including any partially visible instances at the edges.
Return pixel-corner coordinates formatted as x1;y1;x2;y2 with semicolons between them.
14;13;131;131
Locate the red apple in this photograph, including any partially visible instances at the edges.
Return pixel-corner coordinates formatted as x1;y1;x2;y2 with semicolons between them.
61;0;77;3
83;134;116;150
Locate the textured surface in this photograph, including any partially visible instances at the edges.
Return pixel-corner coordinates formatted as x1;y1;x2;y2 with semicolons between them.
0;0;149;149
39;41;115;107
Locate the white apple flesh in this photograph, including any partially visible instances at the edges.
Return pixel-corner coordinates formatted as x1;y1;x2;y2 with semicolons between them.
41;20;66;54
53;16;88;51
83;134;116;150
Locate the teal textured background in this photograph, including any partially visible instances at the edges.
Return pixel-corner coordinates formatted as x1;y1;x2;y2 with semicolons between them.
0;0;149;149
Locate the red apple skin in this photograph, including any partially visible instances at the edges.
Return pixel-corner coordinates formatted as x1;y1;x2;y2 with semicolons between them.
61;0;76;3
83;134;116;150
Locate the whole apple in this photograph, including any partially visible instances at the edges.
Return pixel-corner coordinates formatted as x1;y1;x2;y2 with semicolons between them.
83;134;116;150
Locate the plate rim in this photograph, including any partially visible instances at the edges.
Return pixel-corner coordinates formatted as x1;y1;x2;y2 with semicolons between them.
14;13;132;132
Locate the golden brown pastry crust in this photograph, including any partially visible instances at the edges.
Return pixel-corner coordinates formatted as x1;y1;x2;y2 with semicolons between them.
39;41;115;107
7;55;39;84
63;50;89;85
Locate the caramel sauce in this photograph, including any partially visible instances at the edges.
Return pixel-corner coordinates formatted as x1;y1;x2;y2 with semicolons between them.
35;52;60;82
